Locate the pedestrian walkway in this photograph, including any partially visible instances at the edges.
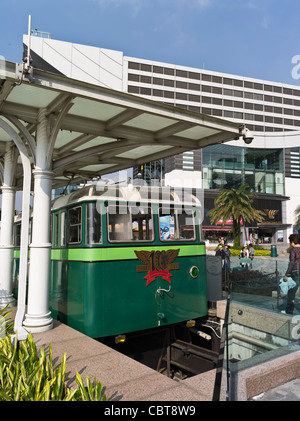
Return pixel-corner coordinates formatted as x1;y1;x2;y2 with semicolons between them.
14;311;300;402
14;313;216;401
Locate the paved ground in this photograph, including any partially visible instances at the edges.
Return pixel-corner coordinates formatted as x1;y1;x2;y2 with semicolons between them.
7;244;300;401
252;377;300;401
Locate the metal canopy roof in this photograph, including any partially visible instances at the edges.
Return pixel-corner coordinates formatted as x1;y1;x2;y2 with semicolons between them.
0;61;242;190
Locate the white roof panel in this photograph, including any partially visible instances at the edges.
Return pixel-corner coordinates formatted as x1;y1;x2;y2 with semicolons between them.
0;61;242;190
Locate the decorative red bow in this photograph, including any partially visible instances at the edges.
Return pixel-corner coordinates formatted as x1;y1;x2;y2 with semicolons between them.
145;269;172;286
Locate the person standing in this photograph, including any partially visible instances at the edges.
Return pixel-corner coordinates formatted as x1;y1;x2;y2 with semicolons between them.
239;246;249;267
224;244;231;270
282;234;300;314
249;243;255;268
216;245;225;269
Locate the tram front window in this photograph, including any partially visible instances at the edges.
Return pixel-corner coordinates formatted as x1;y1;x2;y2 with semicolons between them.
159;207;195;241
108;205;153;242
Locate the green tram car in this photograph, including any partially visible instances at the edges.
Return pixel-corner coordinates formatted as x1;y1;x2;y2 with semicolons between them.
14;184;207;342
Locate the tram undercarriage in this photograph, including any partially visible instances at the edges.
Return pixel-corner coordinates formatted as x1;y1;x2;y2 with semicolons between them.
99;314;221;380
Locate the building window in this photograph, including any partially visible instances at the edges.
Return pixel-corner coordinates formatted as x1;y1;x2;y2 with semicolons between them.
153;66;164;74
176;69;188;78
141;75;151;84
128;85;139;94
188;82;200;91
141;64;152;72
189;71;201;80
164;67;175;76
128;61;140;70
128;73;140;82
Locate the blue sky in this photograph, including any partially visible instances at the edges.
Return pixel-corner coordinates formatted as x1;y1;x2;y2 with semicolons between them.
1;0;300;85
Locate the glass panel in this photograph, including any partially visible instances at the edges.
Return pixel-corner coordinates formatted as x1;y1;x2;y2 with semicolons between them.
159;207;195;241
60;212;66;246
53;214;59;247
68;206;82;244
202;145;284;194
214;257;300;401
108;205;153;242
86;203;102;244
14;223;21;247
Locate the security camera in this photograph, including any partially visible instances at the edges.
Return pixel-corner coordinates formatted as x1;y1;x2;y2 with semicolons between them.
241;127;254;144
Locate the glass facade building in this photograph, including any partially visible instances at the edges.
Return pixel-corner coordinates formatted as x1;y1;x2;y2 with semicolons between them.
202;145;284;195
23;33;300;243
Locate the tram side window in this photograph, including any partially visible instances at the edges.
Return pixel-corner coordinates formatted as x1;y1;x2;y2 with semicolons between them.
67;206;82;244
108;205;153;242
52;212;66;247
53;214;59;247
86;202;101;244
14;223;21;247
131;207;153;241
159;207;195;241
13;221;32;247
60;211;66;246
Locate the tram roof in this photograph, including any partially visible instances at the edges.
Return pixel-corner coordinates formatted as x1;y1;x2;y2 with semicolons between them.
0;61;242;190
51;183;202;210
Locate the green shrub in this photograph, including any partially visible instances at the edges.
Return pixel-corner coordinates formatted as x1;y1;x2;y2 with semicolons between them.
0;307;108;401
214;246;271;256
0;305;14;337
229;247;271;257
0;333;108;401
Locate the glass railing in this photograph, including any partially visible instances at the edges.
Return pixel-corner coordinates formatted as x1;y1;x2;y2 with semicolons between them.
213;256;300;401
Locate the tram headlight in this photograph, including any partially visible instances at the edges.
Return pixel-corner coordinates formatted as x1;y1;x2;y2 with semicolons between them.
115;335;126;344
189;265;199;278
186;320;196;328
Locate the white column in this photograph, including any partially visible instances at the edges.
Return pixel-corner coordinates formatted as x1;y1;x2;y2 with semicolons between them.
23;108;53;332
0;144;17;307
0;185;16;306
23;169;53;332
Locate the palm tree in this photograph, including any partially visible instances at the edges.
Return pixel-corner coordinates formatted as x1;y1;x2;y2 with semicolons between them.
208;184;265;248
295;205;300;230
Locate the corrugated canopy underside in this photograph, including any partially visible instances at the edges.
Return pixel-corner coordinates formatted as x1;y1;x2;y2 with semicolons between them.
0;62;241;190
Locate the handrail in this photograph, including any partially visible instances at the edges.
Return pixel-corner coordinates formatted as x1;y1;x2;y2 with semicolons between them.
212;283;231;401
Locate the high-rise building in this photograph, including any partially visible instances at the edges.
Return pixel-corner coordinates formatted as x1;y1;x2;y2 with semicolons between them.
23;32;300;244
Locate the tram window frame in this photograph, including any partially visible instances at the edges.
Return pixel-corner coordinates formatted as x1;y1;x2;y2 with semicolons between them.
53;213;59;247
159;207;196;241
86;202;102;245
14;222;21;247
67;206;82;245
14;219;32;247
107;204;154;243
60;211;66;247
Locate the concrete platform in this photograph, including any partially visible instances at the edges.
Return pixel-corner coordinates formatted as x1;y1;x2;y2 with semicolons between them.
22;318;217;401
6;298;300;401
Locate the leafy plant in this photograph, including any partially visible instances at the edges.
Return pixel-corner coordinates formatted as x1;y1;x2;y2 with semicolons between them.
208;184;265;248
0;332;108;401
226;247;271;257
295;205;300;230
0;305;14;338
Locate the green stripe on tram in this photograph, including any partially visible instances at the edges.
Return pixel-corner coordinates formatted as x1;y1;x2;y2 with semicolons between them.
51;244;206;262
